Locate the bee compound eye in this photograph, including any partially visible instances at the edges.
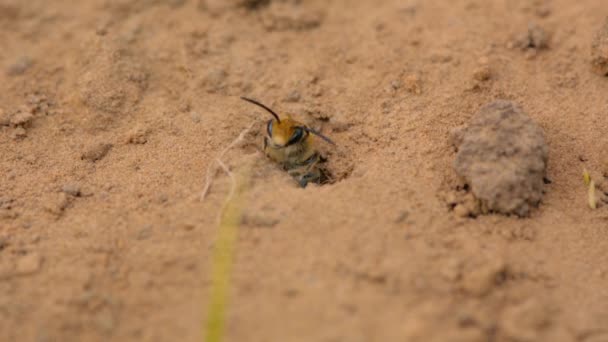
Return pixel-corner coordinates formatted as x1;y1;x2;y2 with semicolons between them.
267;120;273;136
287;127;304;146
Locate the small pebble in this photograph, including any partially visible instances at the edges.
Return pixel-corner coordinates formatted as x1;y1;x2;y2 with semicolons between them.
6;56;33;76
62;183;82;197
190;112;201;123
81;143;113;162
285;90;301;102
473;65;492;82
517;23;549;50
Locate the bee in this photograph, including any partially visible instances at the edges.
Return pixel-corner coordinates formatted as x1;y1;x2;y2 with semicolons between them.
241;96;335;188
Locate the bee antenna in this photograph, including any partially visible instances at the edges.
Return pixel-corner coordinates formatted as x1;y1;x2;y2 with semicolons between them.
304;127;335;145
240;97;281;123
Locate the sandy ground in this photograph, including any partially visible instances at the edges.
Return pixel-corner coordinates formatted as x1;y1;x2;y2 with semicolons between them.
1;0;608;341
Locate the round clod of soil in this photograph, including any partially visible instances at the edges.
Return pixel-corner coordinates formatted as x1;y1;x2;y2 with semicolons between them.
453;100;548;217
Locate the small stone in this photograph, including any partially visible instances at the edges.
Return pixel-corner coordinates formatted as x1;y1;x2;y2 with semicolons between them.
15;253;43;276
81;143;112;162
62;183;82;197
6;56;33;76
516;23;549;50
390;80;401;90
404;74;422;94
190;112;201;123
473;65;492;82
285;90;301;102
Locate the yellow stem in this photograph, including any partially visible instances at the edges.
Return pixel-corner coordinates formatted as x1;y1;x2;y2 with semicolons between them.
205;166;250;342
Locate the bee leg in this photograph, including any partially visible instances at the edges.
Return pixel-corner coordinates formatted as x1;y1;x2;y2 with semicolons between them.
296;168;322;188
296;172;320;188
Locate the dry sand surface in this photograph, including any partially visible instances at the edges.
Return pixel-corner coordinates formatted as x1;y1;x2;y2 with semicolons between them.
2;0;608;341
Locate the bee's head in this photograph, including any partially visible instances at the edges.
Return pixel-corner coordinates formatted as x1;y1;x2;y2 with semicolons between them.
240;96;335;147
266;117;306;147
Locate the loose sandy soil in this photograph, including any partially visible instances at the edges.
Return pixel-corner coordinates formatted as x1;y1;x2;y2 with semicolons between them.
1;0;608;341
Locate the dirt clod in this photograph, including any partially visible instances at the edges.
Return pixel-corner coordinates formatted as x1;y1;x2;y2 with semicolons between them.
62;183;82;197
473;63;492;82
6;56;33;76
453;100;548;216
516;23;549;50
591;17;608;76
81;143;113;162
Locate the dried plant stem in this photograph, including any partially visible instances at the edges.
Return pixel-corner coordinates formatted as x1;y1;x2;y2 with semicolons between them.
204;163;251;342
201;122;255;201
